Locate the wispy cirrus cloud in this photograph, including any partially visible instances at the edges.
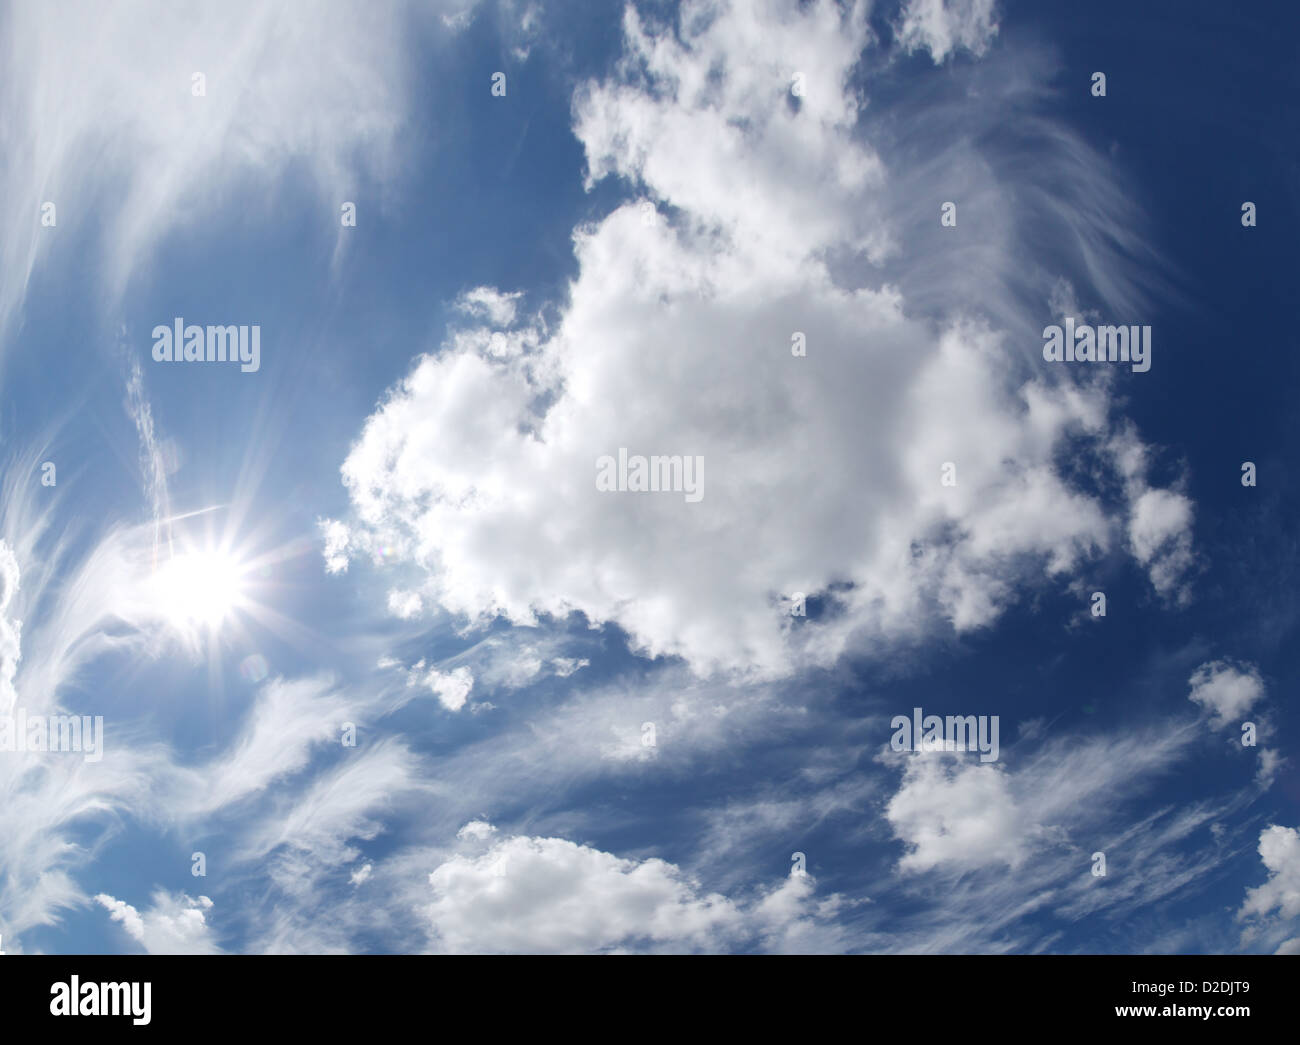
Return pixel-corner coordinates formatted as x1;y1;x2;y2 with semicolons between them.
0;0;469;347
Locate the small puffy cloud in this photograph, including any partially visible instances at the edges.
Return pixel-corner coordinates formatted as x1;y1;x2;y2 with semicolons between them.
456;820;497;842
1239;825;1300;922
1188;660;1264;728
95;891;220;954
1127;488;1195;601
439;0;480;32
455;286;524;327
751;872;854;954
896;0;999;63
551;657;589;678
350;863;373;886
387;590;422;618
475;641;590;689
320;519;351;574
427;666;474;711
391;636;593;701
1255;747;1281;789
96;894;144;940
885;752;1028;872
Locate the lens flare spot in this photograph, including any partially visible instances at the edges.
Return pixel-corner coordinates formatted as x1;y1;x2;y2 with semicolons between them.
239;654;269;683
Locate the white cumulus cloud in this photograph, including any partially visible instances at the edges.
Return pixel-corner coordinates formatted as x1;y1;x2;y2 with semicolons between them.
1188;660;1264;728
1240;825;1300;922
427;666;474;711
329;0;1192;680
95;891;220;954
896;0;1000;63
423;822;844;953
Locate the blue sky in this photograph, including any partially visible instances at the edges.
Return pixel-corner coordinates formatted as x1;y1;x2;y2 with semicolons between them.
1;0;1297;955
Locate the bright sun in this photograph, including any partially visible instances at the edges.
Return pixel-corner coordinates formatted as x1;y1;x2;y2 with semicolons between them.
150;549;246;629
